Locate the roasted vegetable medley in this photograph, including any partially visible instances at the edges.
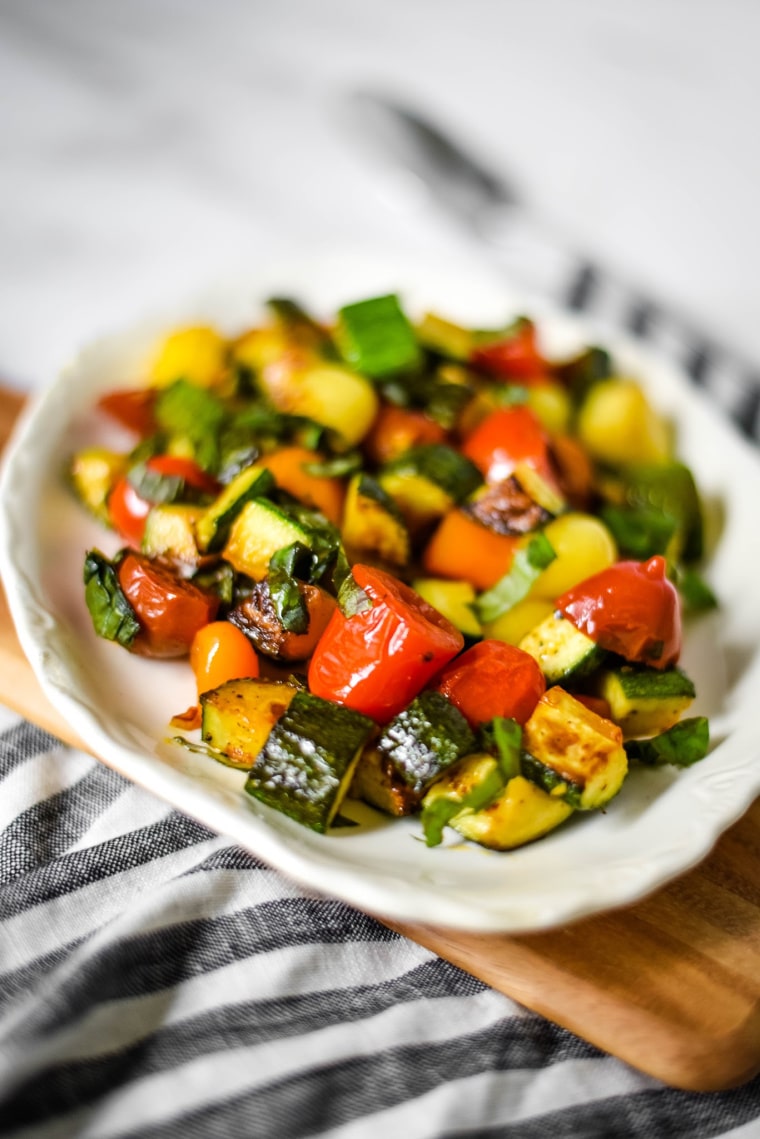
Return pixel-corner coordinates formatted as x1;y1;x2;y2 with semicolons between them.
71;293;714;849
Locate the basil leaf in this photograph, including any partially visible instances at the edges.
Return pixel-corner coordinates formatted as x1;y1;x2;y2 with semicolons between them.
625;716;710;767
677;567;719;614
474;532;556;623
83;550;140;648
491;717;523;780
337;568;373;618
154;379;226;471
127;461;184;505
267;542;312;634
420;760;505;847
600;505;676;559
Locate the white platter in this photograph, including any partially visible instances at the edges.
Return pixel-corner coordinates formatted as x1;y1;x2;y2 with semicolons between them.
2;250;760;933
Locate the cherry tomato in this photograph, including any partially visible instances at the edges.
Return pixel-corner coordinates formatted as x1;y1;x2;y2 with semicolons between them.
364;404;447;465
469;319;550;382
308;565;464;722
117;552;219;658
191;621;260;696
461;405;557;486
556;555;681;669
97;388;158;437
435;639;546;728
108;455;220;547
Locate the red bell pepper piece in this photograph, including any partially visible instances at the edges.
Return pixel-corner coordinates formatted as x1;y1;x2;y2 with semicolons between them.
469;319;550;382
461;405;557;486
307;565;464;722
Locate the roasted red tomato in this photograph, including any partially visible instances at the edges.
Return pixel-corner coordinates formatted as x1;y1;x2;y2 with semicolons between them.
98;387;158;437
117;552;219;658
461;405;556;486
556;555;682;669
108;455;220;547
308;565;464;722
435;639;546;728
469;319;550;382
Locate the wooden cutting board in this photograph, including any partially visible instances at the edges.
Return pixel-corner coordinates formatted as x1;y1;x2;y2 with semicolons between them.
1;386;758;1093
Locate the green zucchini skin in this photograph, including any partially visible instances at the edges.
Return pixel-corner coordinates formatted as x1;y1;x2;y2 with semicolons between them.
519;612;603;686
245;692;375;833
519;750;585;810
596;665;696;738
376;690;476;795
197;465;275;553
381;444;483;504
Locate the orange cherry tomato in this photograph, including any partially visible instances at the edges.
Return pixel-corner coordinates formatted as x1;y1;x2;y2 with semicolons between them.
435;640;546;728
461;405;556;485
308;565;464;722
364;404;447;465
556;555;682;669
108;455;220;547
117;552;219;658
190;621;260;696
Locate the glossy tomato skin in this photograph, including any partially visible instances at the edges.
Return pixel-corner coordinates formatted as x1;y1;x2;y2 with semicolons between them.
461;405;556;485
191;621;260;695
308;565;464;722
118;552;219;658
435;640;546;728
556;555;681;669
108;456;219;547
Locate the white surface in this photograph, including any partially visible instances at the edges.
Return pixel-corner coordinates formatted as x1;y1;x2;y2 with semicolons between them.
2;253;760;933
2;0;760;393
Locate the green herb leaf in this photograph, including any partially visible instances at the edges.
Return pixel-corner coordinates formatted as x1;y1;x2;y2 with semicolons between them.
154;379;226;471
600;505;676;559
267;542;313;634
677;567;719;613
420;760;505;847
474;532;556;623
127;461;185;505
83;550;140;648
337;568;373;618
625;716;710;767
491;717;523;780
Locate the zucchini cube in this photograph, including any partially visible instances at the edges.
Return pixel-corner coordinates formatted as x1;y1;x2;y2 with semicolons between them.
200;678;300;769
246;692;375;833
596;665;695;739
452;775;574;850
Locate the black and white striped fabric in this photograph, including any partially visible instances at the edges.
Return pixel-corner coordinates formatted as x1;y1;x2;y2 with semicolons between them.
2;292;760;1138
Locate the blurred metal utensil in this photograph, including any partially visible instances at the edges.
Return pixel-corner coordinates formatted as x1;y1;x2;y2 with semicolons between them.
345;91;760;439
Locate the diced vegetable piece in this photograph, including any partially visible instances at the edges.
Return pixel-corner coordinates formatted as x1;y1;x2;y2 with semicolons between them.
595;665;696;738
142;504;205;567
422;510;520;591
341;473;410;567
150;326;228;388
525;381;572;434
452;776;574;849
415;312;473;361
191;622;260;697
469;318;549;382
245;692;375;832
436;640;546;728
379;444;483;529
599;504;676;561
553;345;613;402
260;447;345;526
154;379;227;470
625;716;710;767
483;598;554;647
197;465;275;553
461;406;556;486
223;499;314;581
519;612;603;685
528;513;618;601
336;294;421;378
308;565;464;722
69;448;126;525
229;579;337;662
521;687;628;810
420;753;505;846
376;690;476;794
260;360;379;448
577;378;670;465
97;388;157;436
200;677;299;768
364;403;447;466
411;578;483;641
464;476;552;536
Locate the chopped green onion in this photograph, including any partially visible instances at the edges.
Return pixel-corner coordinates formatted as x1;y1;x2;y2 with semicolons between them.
336;294;421;378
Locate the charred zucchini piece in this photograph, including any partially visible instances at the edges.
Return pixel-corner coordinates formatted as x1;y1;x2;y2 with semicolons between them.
412;578;483;641
420;752;505;845
197;465;275;553
142;503;205;567
69;447;126;525
336;293;421;378
341;473;410;567
519;612;603;686
594;665;696;738
521;686;627;810
352;690;475;817
223;499;314;580
200;677;299;768
451;775;574;850
245;692;375;832
379;444;483;530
